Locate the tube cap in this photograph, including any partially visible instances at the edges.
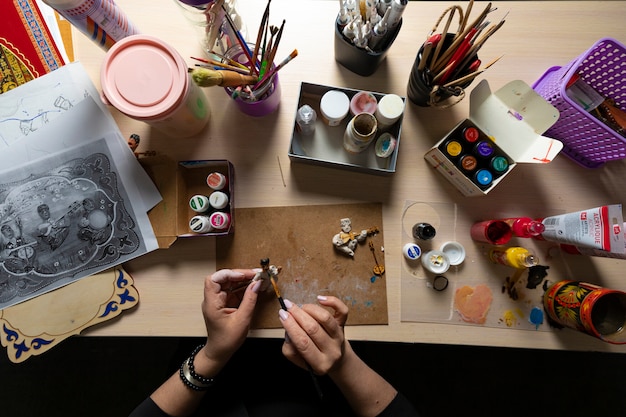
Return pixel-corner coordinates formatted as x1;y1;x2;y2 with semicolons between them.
440;241;466;265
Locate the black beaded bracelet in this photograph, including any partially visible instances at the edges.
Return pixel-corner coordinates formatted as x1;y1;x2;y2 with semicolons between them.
179;344;216;391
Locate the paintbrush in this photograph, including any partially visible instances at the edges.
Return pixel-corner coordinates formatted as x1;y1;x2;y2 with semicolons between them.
250;0;271;75
263;19;286;76
190;67;258;88
191;56;251;74
221;4;255;71
252;48;298;90
270;276;287;310
442;54;503;88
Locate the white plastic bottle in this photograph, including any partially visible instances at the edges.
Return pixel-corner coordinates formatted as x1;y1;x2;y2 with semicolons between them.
42;0;139;50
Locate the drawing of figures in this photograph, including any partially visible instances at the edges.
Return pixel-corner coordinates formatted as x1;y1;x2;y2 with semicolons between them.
0;222;36;274
76;195;114;246
35;203;71;250
0;138;151;309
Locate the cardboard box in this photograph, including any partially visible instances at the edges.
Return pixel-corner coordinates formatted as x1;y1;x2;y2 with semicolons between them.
139;156;234;248
424;80;562;196
288;82;405;175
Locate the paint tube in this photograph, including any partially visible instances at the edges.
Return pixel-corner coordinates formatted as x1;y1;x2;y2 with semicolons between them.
541;204;625;253
561;222;626;259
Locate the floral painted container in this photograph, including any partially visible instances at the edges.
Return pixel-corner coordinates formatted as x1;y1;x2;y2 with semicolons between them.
543;280;626;344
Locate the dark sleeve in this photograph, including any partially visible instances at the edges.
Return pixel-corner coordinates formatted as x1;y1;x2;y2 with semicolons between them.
128;398;171;417
376;392;420;417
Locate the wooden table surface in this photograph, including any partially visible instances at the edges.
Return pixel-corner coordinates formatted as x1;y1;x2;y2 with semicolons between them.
73;0;626;353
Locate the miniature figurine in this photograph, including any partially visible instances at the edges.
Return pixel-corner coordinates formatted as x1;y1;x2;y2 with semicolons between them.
252;258;282;292
332;218;379;257
127;133;140;152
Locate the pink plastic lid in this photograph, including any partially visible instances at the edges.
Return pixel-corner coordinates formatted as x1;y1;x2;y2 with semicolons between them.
101;35;188;120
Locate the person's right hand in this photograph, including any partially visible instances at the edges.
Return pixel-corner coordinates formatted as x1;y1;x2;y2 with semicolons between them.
279;295;349;375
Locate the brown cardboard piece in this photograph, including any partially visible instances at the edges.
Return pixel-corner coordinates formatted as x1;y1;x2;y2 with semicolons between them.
217;203;388;329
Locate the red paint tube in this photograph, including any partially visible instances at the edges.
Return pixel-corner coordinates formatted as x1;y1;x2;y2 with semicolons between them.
541;204;625;253
561;222;626;259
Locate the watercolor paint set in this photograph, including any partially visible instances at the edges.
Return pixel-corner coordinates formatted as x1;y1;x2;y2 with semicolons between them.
436;119;513;190
425;80;562;196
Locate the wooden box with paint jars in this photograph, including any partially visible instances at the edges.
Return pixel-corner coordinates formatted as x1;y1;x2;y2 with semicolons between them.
139;156;235;248
424;80;562;196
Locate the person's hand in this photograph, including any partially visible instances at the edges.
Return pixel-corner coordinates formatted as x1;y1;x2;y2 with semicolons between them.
199;268;261;369
279;295;349;375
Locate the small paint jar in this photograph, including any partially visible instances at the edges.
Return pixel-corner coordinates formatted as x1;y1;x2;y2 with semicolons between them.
474;140;495;159
473;169;493;189
189;215;213;233
421;250;450;274
463;126;480;142
189;194;210;213
403;242;422;261
209;191;229;210
432;275;449;291
209;211;231;230
412;222;436;240
296;104;317;135
443;140;464;160
374;94;405;130
343;112;378;153
206;172;227;191
101;34;210;138
490;155;510;177
375;133;397;158
349;91;378;117
459;154;478;172
320;90;350;126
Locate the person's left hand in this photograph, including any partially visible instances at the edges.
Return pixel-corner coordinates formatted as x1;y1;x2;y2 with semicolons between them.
200;268;261;368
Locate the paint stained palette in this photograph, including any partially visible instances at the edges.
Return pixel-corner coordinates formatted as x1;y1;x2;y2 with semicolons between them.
288;82;404;175
399;201;571;332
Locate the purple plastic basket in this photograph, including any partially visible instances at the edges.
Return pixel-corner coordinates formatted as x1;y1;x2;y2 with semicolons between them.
532;38;626;168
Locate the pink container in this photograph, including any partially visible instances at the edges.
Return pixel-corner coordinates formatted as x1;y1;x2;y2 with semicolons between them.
101;34;210;137
532;38;626;168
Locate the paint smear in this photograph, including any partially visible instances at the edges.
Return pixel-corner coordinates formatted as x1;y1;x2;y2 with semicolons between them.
529;306;544;330
454;284;493;324
502;310;517;327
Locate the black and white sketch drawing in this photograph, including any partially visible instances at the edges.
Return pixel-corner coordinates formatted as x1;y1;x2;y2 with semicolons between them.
0;138;152;309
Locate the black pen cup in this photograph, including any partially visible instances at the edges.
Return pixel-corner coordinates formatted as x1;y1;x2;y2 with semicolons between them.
407;33;477;107
334;19;402;77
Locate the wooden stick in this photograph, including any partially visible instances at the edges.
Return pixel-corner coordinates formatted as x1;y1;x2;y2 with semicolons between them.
459;0;474;33
429;7;458;74
432;2;492;73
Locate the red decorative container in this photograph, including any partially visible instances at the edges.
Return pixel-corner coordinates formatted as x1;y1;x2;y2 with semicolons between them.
543;280;626;344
